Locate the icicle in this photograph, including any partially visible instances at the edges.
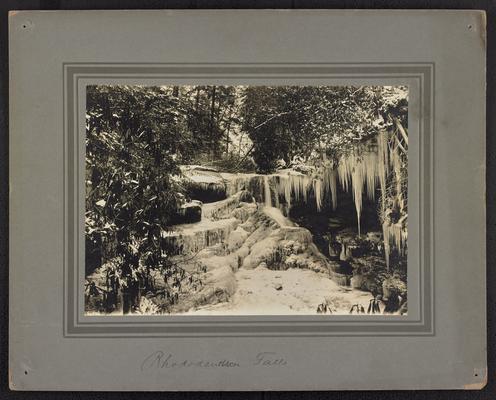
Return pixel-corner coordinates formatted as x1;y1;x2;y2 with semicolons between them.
377;131;389;205
364;151;378;202
313;179;323;211
339;243;348;261
292;175;301;202
329;169;338;210
301;176;309;203
350;155;364;236
263;175;272;207
337;155;352;192
283;176;291;208
323;168;338;210
382;219;407;270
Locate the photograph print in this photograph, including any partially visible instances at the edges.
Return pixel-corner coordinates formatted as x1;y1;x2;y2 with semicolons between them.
84;84;408;316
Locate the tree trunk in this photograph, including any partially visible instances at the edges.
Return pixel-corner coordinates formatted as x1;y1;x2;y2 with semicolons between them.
225;121;231;155
122;289;132;314
237;142;255;168
238;132;245;157
122;282;139;314
210;86;217;158
393;118;408;145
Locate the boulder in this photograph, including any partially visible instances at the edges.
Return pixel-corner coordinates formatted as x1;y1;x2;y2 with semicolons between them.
382;276;407;299
242;234;280;270
181;166;227;203
350;274;377;293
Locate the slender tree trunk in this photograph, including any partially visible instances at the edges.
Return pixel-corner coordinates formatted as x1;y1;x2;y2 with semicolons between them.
122;290;131;314
210;86;217;158
225;121;231;155
104;271;109;312
195;87;200;111
237;142;255;168
238;132;245;157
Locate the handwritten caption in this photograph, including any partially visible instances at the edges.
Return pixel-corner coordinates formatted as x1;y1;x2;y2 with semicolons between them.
141;351;288;371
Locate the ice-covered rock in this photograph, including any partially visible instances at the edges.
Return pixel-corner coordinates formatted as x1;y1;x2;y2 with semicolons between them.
227;226;249;252
172;262;237;313
231;203;257;223
162;217;239;256
202;190;253;220
350;274;376;292
242;232;281;270
241;224;328;273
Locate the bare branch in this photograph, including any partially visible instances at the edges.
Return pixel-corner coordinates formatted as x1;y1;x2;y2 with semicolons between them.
393;117;409;146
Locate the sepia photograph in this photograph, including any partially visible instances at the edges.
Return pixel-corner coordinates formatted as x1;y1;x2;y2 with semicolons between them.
84;84;408;316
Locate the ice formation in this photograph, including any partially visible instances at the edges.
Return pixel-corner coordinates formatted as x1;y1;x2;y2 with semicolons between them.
335;145;380;236
333;133;407;266
263;175;272;207
254;132;406;267
382;219;407;268
162;217;240;256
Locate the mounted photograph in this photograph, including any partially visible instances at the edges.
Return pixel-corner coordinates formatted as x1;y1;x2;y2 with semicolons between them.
84;84;408;316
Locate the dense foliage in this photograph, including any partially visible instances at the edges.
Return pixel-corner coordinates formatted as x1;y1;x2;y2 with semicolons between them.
86;86;186;312
242;86;407;172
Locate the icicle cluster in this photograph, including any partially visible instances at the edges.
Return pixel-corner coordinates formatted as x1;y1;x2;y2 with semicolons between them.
382;218;407;267
377;130;389;203
224;130;407;268
266;173;329;213
329;131;407;267
335;144;381;235
323;168;338;211
255;139;391;237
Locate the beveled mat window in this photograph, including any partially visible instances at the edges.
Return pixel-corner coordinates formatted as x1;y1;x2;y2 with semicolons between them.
64;63;434;337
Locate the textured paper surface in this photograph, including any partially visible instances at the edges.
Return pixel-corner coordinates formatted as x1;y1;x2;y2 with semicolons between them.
9;10;486;390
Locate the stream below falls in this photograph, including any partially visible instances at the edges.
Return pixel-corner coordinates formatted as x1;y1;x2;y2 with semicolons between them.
184;262;372;315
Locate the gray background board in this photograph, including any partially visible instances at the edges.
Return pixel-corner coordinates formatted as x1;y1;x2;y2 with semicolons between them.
9;10;486;390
